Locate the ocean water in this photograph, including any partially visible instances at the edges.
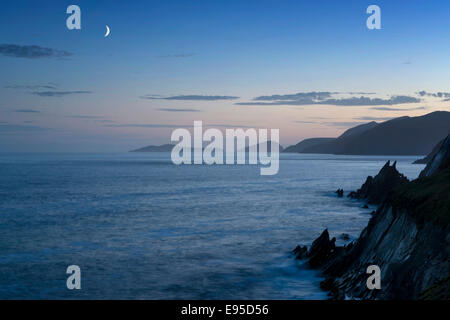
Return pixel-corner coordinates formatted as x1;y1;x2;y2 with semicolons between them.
0;153;424;299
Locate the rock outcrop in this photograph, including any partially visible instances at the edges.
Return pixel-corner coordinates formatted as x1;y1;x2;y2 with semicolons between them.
348;160;409;204
294;135;450;299
419;134;450;177
413;138;445;164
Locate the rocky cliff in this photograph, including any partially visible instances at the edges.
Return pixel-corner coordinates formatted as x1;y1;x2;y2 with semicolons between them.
294;135;450;299
413;137;445;164
348;160;409;204
419;134;450;177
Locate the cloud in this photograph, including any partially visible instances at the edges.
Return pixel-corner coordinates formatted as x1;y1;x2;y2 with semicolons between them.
105;124;190;128
14;109;40;113
0;44;72;59
207;124;254;128
253;91;334;102
346;92;376;95
353;116;393;121
32;90;92;97
319;96;420;106
370;106;426;111
293;120;317;124
0;124;50;132
156;53;195;58
141;95;239;101
105;123;253;129
67;115;103;119
94;119;115;123
418;91;450;98
324;121;366;127
157;108;201;112
236;92;420;106
5;84;58;90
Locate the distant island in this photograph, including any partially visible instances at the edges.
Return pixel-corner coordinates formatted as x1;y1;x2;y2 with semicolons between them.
130;141;284;153
130;144;175;152
284;111;450;155
131;111;450;156
283;138;335;153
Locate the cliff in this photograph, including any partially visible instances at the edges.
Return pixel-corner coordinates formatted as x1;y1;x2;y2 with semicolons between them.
419;134;450;177
413;138;445;164
294;135;450;299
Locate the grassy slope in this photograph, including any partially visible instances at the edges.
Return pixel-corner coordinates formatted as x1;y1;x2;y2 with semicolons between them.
391;167;450;299
391;167;450;227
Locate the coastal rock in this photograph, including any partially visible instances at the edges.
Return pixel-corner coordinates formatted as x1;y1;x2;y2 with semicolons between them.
293;245;308;260
339;233;350;241
419;134;450;178
348;160;409;204
293;229;337;268
295;137;450;299
308;229;336;268
413;138;445;164
335;189;344;197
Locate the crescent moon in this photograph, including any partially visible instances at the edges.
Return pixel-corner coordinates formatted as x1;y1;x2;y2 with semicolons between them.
104;25;110;37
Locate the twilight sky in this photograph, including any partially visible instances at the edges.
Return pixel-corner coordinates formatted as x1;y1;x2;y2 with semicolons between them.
1;0;450;152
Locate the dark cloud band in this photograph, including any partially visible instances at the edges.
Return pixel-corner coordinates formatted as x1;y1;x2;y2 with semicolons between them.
141;95;239;101
32;91;92;97
0;44;72;59
237;93;420;106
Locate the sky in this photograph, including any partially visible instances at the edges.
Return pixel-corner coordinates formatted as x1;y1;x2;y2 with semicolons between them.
0;0;450;152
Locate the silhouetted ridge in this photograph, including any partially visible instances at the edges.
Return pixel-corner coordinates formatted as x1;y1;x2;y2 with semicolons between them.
289;111;450;155
130;144;174;152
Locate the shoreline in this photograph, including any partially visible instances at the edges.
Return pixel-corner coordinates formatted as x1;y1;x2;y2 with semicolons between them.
293;137;450;299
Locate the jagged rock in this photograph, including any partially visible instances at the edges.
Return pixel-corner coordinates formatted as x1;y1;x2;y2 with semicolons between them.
294;138;450;299
308;229;336;268
362;204;369;209
348;160;409;204
320;277;337;291
335;189;344;197
293;230;338;267
413;138;445;164
419;134;450;177
339;233;350;240
293;245;308;260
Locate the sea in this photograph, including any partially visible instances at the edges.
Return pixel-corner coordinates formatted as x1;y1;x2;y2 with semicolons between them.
0;152;425;299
